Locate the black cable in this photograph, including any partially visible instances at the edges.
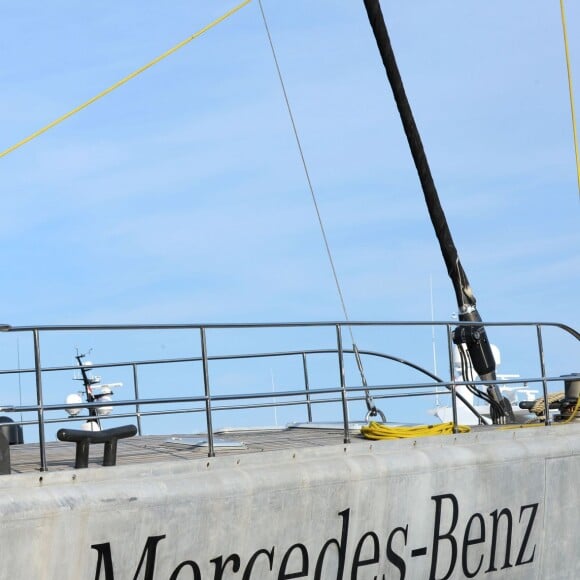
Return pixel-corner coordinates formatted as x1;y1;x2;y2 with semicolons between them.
362;0;474;310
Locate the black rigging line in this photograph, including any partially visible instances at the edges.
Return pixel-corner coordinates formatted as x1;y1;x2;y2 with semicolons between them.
362;0;514;423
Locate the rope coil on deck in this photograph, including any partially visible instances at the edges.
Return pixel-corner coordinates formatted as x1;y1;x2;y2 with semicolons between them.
360;421;470;440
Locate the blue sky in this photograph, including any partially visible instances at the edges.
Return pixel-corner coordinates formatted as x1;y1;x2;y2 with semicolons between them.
0;1;578;434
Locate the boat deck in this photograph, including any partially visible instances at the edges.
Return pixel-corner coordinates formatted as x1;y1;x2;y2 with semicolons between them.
6;419;577;475
8;425;381;474
1;320;575;476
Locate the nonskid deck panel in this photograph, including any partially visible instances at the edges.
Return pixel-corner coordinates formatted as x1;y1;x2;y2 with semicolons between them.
8;423;508;474
7;425;378;473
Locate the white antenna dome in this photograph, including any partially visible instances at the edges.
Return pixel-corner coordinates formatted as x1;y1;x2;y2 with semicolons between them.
65;393;83;417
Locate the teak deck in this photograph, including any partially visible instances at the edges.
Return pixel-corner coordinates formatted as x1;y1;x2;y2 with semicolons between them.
7;425;380;474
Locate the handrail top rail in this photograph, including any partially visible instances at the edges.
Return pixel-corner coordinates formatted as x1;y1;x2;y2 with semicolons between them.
2;319;578;335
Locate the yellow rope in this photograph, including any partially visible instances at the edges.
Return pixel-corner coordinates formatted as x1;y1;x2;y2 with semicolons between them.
361;421;470;440
363;396;580;438
0;0;252;159
560;0;580;198
556;395;580;424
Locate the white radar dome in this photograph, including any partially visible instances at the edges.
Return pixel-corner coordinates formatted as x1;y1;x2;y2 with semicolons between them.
65;393;83;417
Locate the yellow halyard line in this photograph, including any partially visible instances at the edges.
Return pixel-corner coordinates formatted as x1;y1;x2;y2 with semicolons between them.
0;0;252;159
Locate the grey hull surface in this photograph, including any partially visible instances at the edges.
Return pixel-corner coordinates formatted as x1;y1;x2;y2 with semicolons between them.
1;422;578;580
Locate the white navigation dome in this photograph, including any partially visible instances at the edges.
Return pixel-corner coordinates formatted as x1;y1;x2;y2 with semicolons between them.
65;393;83;417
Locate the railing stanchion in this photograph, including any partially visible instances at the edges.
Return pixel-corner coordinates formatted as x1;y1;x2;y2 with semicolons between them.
132;363;143;436
302;353;313;423
200;327;215;457
536;325;551;426
33;329;48;471
446;324;459;433
336;325;350;444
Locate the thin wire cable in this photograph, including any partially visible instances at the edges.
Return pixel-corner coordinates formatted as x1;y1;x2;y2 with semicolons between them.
560;0;580;199
0;0;252;159
257;1;350;325
257;0;374;404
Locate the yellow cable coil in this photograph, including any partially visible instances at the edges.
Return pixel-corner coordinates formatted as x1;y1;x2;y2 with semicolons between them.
361;421;470;440
362;395;580;439
0;0;252;159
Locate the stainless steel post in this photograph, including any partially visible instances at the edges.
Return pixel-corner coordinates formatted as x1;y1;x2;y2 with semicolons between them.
33;329;47;471
336;325;350;444
536;325;551;426
301;353;313;423
200;327;215;457
132;363;143;436
446;325;459;433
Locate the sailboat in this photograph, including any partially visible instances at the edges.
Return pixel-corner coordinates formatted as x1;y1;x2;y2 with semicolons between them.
0;1;578;578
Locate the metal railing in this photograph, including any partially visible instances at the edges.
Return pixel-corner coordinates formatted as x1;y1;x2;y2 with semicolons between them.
0;320;577;471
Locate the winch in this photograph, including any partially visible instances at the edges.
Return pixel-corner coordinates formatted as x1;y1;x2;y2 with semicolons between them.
558;374;580;421
517;373;580;422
